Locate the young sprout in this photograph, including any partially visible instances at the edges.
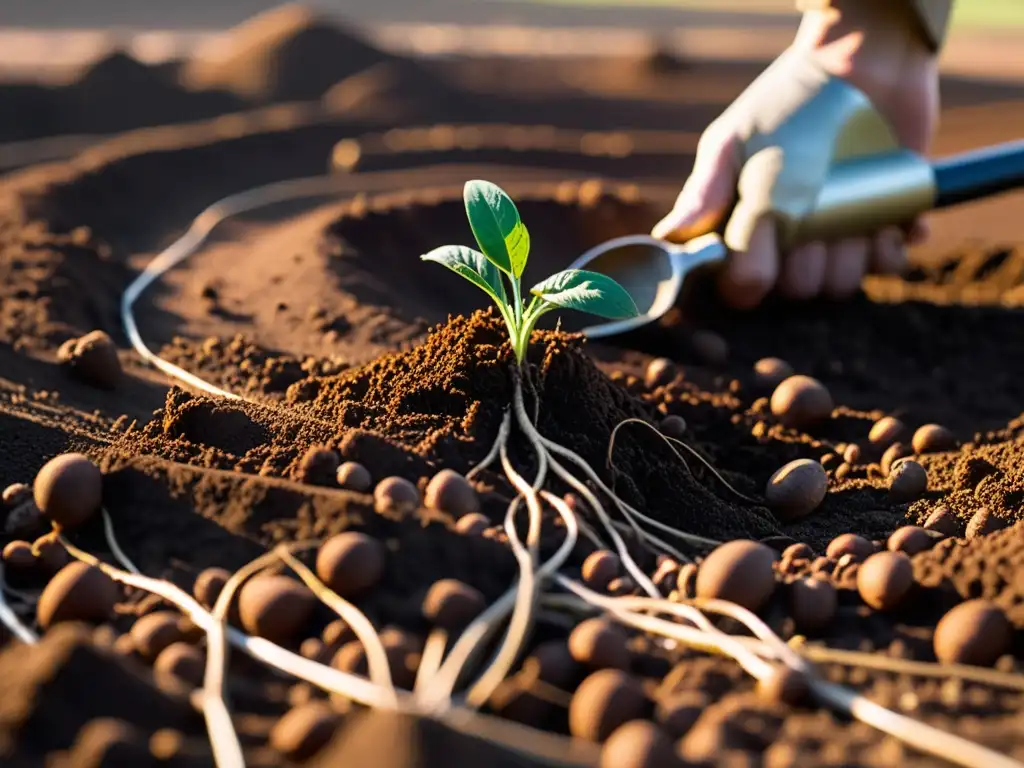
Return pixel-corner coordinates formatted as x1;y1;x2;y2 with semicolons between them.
421;180;639;365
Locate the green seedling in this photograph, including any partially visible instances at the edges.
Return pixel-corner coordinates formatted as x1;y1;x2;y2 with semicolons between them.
421;180;639;364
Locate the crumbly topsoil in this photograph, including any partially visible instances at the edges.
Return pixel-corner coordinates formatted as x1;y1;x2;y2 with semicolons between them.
3;12;1024;766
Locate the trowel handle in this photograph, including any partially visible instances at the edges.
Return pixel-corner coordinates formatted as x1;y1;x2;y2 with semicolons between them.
932;139;1024;209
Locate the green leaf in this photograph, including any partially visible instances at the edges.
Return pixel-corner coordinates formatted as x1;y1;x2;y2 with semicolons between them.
529;269;639;320
464;180;530;277
421;245;507;307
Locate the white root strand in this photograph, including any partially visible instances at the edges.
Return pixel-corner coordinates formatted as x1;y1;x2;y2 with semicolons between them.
0;564;39;645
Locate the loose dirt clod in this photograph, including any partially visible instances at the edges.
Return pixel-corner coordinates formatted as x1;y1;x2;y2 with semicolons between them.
933;600;1013;667
770;375;833;429
654;692;705;739
130;611;185;661
192;567;231;609
336;461;372;492
2;483;32;508
690;330;728;365
582;550;622;591
843;444;862;465
424;469;480;516
600;719;679;768
887;526;935;555
237;574;317;644
315;532;386;598
856;552;914;611
568;617;631;671
869;416;906;449
33;536;70;573
782;543;814;562
569;669;650;742
923;505;960;537
753;358;793;389
765;459;828;522
421;578;485;632
33;453;103;529
153;642;205;687
297;446;340;486
695;540;777;613
912;424;955;454
3;540;36;571
825;533;874;562
37;561;119;629
61;330;122;390
887;459;928;503
674;562;698;599
373;476;420;515
788;577;837;634
270;702;341;762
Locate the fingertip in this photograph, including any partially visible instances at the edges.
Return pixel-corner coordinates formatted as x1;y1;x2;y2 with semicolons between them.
718;216;779;309
779;241;827;299
823;238;869;299
872;226;908;275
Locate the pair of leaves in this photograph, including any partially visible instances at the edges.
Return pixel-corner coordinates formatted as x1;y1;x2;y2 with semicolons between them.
421;179;639;322
421;245;638;321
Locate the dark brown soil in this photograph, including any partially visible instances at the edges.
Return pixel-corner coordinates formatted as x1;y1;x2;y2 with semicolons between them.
3;7;1024;766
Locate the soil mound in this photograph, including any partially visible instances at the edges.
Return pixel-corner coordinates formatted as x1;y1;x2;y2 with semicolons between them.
180;4;393;103
322;60;469;124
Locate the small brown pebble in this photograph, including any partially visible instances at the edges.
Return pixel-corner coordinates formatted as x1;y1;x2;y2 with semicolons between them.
237;575;316;644
765;459;828;522
655;691;706;739
600;720;679;768
454;512;489;536
130;611;185;661
297;446;339;487
269;702;341;761
770;375;833;429
923;505;958;537
912;424;955;455
675;563;698;598
424;469;479;516
843;444;862;465
2;540;36;570
316;532;386;598
644;358;676;389
373;476;419;515
569;618;631;671
757;667;809;706
887;459;928;503
37;561;118;629
788;577;837;634
32;536;69;573
154;642;205;687
336;461;372;492
966;507;1008;540
2;483;31;508
422;579;486;632
857;552;914;611
333;633;419;689
934;600;1013;667
881;442;911;476
782;543;814;562
869;416;905;449
113;633;137;657
193;567;230;609
652;557;679;594
825;533;873;562
834;463;851;481
33;453;103;529
582;550;621;591
569;669;649;742
522;640;579;687
321;619;355;649
607;577;635;596
659;415;687;440
690;330;728;365
695;540;777;612
753;358;793;389
66;330;122;390
300;638;332;664
887;526;934;555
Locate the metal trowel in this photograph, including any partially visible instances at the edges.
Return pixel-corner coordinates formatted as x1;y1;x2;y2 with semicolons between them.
572;137;1024;339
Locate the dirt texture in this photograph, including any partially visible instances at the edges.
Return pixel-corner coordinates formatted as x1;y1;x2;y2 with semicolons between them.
2;4;1024;766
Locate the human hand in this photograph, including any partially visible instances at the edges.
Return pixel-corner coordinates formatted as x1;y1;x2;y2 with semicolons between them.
652;2;940;309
